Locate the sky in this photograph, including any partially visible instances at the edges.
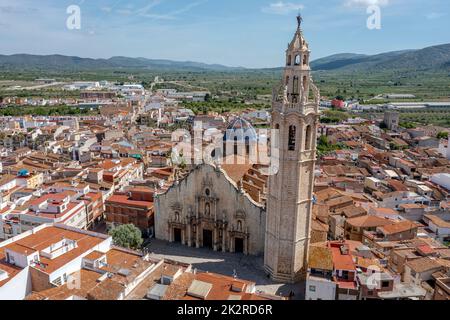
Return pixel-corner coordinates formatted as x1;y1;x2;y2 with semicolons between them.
0;0;449;68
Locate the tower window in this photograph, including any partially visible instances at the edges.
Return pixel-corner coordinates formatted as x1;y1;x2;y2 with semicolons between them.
295;55;301;65
303;55;308;65
293;76;299;95
288;125;296;151
287;55;292;66
305;125;312;150
245;136;250;155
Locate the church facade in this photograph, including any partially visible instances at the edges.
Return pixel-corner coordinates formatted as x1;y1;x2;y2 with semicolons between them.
154;164;266;256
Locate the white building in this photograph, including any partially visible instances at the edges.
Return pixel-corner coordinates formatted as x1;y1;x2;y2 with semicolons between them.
431;173;450;192
305;276;337;300
423;214;450;242
0;224;112;300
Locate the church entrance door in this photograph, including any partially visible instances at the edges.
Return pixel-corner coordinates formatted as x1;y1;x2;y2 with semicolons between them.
203;229;213;249
173;228;182;243
235;238;244;253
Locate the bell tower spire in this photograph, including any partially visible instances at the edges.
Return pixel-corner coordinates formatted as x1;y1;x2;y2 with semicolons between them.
264;16;320;283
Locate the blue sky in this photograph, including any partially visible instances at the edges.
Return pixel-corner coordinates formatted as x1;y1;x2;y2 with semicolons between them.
0;0;449;68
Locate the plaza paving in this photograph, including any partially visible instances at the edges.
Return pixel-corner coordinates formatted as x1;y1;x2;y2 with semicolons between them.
144;239;305;299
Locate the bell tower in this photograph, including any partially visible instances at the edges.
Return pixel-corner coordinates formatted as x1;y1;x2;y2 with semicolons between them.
264;15;320;283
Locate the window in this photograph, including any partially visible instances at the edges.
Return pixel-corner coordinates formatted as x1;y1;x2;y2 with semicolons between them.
245;136;250;155
6;252;13;264
54;277;62;286
382;281;390;288
288;125;296;151
205;188;210;196
293;76;299;95
295;55;301;65
309;285;316;292
305;125;312;150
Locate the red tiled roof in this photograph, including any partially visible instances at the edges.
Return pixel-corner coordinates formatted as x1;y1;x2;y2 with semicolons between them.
106;194;153;209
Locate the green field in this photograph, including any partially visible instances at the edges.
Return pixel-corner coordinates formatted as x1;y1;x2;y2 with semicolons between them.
361;107;450;128
1;68;449;124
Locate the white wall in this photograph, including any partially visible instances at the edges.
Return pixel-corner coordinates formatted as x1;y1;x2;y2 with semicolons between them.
48;237;112;284
0;267;32;300
305;277;336;300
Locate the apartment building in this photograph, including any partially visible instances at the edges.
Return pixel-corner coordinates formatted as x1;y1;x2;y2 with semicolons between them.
105;188;155;236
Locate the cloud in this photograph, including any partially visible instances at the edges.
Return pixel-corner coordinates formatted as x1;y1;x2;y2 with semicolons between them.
425;12;446;20
101;7;113;13
344;0;389;7
106;0;206;20
0;5;40;14
262;2;304;15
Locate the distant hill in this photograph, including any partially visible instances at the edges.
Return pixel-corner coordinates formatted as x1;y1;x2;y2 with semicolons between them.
311;44;450;72
0;54;243;72
1;43;449;73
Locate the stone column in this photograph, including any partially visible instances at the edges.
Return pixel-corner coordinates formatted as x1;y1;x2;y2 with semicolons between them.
187;223;192;247
222;229;227;253
245;235;249;255
196;225;200;248
213;228;218;251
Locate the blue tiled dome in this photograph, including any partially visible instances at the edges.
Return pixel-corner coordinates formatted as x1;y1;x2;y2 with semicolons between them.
223;117;258;142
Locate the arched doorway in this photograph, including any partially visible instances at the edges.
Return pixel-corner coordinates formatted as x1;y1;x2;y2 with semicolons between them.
234;238;244;254
203;229;213;249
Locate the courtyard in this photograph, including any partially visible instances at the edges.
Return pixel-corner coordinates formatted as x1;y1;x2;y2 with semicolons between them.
144;239;305;299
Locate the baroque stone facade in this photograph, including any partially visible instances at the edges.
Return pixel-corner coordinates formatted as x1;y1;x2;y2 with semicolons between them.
155;164;266;256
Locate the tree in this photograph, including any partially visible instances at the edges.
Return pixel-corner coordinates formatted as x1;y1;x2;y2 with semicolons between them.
109;224;143;250
379;122;388;129
437;131;449;140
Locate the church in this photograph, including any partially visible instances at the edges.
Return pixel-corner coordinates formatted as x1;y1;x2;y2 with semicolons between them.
155;15;319;283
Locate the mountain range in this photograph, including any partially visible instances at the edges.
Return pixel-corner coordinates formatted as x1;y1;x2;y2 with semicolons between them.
1;43;449;73
310;43;450;72
0;54;242;72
